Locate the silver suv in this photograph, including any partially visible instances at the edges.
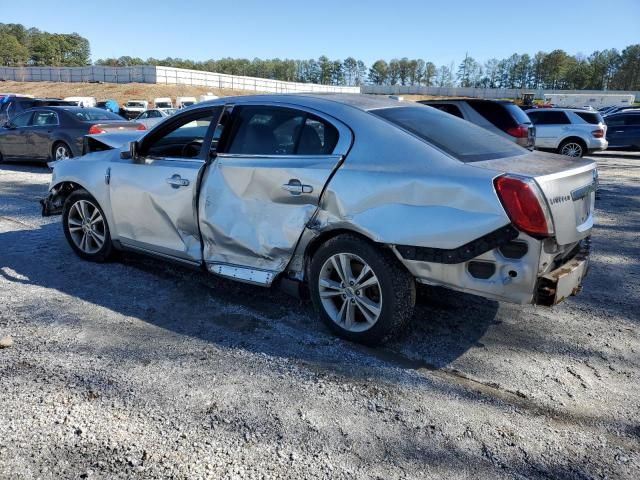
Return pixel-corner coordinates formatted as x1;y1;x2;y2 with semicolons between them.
525;108;608;157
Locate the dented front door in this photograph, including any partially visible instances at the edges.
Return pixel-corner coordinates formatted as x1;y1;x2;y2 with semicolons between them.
108;108;220;264
198;104;351;283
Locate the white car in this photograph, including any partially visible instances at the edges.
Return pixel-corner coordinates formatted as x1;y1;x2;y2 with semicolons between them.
63;96;97;108
134;108;176;129
526;108;608;157
122;100;149;120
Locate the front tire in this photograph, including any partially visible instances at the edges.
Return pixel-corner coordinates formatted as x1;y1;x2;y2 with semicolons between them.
62;190;113;262
309;234;416;345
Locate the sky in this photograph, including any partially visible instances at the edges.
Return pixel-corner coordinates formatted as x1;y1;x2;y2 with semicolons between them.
2;0;640;66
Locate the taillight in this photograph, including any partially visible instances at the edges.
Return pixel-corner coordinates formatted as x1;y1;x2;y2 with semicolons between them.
506;124;529;138
136;123;146;131
592;129;604;138
88;125;106;135
494;175;554;238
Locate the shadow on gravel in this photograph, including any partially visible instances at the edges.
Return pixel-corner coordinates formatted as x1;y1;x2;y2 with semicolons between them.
0;220;497;377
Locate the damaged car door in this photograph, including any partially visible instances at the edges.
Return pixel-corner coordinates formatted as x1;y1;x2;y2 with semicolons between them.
199;104;351;285
108;107;221;264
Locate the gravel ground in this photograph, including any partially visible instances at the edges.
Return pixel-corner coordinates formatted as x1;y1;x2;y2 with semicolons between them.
0;152;638;480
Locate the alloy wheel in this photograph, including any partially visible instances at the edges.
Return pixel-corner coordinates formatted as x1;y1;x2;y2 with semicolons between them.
560;142;583;157
318;253;383;332
55;144;71;160
67;200;106;254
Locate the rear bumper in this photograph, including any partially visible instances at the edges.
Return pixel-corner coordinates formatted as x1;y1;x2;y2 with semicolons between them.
535;240;590;306
587;138;608;151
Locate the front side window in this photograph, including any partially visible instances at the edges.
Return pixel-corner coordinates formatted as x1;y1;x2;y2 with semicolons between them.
32;111;58;126
11;112;32;127
226;106;338;156
372;106;525;163
143;109;219;159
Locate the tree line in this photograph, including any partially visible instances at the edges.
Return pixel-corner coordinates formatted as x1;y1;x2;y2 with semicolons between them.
0;23;90;67
1;23;638;90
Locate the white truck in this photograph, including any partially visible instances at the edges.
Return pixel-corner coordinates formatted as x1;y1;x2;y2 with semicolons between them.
176;96;197;108
63;96;97;108
543;93;635;109
122;100;149;120
198;93;219;103
153;97;173;109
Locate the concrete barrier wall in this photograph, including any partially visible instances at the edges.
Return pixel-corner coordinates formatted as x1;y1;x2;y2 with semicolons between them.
0;65;359;93
361;85;639;100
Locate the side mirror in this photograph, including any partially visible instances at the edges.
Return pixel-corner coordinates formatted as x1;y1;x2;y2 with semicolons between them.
120;140;138;160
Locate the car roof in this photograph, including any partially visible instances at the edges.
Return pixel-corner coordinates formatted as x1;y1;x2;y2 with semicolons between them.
420;98;515;105
197;93;411;112
527;107;600;113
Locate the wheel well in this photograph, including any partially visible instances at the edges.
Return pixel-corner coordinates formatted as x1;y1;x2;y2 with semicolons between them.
42;181;85;216
305;229;375;263
559;136;587;149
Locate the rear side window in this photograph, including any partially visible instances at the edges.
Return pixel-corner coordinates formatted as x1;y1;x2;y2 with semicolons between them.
467;101;526;130
529;111;571;125
372;106;525;162
575;111;603;124
73;109;123;121
226;106;338;156
33;111;58;126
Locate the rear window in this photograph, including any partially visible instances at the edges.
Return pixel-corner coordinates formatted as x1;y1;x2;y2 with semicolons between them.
467;100;530;130
372;106;525;162
574;111;603;124
72;109;123;121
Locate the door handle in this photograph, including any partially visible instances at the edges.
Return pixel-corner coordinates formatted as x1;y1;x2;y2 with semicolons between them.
166;174;190;188
281;179;313;195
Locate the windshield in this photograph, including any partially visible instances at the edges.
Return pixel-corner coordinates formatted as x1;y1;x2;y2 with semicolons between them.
127;102;145;108
73;109;124;121
372;106;526;162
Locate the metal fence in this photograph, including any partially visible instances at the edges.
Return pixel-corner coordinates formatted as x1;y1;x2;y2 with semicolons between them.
361;85;640;100
0;65;360;94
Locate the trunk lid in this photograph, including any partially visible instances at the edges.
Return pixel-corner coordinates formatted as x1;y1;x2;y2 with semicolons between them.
473;151;597;245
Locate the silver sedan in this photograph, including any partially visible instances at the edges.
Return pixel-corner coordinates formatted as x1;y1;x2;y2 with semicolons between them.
42;95;597;344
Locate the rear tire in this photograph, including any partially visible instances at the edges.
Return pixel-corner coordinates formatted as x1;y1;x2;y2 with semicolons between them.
52;142;73;161
309;234;416;345
62;190;113;262
558;139;585;157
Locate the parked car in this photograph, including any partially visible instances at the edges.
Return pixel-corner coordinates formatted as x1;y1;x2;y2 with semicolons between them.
41;95;596;345
525;108;608;157
176;96;197;109
603;106;640;116
604;111;640;150
64;96;97;108
96;100;120;114
418;99;535;148
0;96;77;124
0;106;144;163
121;100;149;120
153;97;173;109
134;108;177;129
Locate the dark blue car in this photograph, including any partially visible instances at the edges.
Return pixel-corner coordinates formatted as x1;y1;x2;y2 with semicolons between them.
605;112;640;150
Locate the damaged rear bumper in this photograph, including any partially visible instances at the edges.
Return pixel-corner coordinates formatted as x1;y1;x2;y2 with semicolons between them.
535;240;590;306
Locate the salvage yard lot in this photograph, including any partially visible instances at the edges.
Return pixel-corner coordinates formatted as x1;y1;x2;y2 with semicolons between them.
0;153;639;479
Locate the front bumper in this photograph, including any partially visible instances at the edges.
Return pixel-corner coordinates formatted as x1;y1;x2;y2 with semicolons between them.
535;241;590;306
